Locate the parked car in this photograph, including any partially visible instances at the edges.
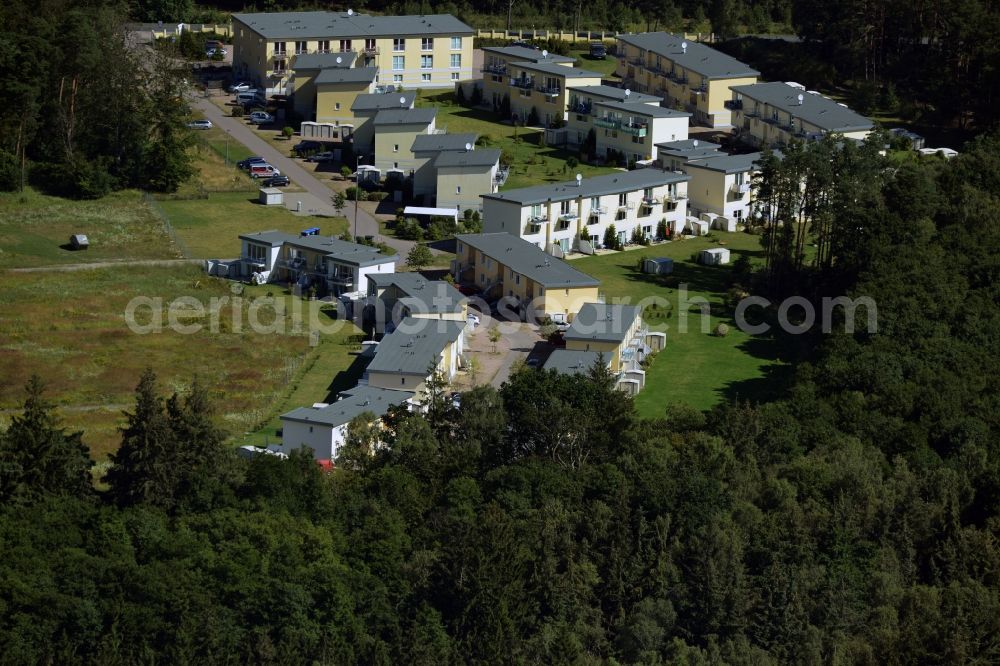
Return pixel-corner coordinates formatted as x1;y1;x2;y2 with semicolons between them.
589;42;607;59
305;151;337;162
292;140;322;155
249;111;274;125
236;91;263;105
261;174;290;187
186;119;213;130
228;81;252;93
450;392;462;409
206;47;227;57
237;156;266;170
526;357;542;368
467;313;480;327
249;164;281;179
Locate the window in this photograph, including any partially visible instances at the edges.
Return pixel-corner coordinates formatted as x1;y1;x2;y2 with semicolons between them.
247;244;266;261
451;72;460;81
560;200;571;214
422;73;431;82
456;185;462;194
295;41;307;54
339;39;351;52
273;41;286;55
515;275;520;285
421;55;433;69
401;377;406;385
393;144;399;152
590;196;600;209
318;40;330;52
450;54;461;68
421;37;433;51
274;59;287;72
530;204;542;218
393;38;405;52
309;426;313;433
393;162;399;169
365;38;376;53
392;56;404;71
335;102;341;110
451;37;462;50
393;74;403;83
618;193;627;207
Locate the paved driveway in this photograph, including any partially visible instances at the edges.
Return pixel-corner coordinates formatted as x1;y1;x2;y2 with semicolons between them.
190;94;416;256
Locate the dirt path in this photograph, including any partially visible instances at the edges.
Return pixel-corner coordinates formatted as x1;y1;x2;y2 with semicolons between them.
7;259;202;273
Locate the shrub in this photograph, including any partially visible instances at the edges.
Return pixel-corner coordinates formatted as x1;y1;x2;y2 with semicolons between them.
566;156;579;169
527;106;540;127
340;165;353;180
0;150;19;192
603;224;620;251
455;84;466;104
470;85;483;106
656;219;668;240
230;106;244;117
366;191;388;202
713;323;730;337
281;126;294;139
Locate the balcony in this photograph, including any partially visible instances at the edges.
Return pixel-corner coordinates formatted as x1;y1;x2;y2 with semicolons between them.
509;77;534;89
629;57;645;68
745;108;761;118
642;195;661;205
271;51;288;60
617;201;635;211
725;99;743;110
593;116;621;131
568;101;592;115
730;182;751;196
363;46;380;55
329;273;355;286
558;210;578;223
667;71;688;84
536;84;562;97
482;62;507;75
621;122;648;138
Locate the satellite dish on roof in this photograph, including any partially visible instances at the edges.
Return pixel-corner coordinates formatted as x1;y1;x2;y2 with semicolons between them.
399;96;407;106
336;56;342;64
465;142;473;152
542;49;548;58
624;88;631;97
347;8;354;15
692;139;699;147
681;41;688;53
576;173;583;187
797;93;804;105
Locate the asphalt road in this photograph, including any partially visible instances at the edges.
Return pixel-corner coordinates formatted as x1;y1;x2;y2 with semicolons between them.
190;94;417;257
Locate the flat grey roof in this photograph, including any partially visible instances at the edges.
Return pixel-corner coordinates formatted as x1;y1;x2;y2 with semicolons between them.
233;11;475;40
543;349;609;375
481;45;576;64
411;132;479;153
368;272;467;315
595;99;690;118
315;67;378;85
482;169;689;206
563;303;641;344
373;107;437;126
732;82;874;132
433;148;501;169
239;231;398;267
618;32;760;80
365;317;465;376
292;51;356;70
455;233;600;288
655;139;722;152
351;91;416;111
281;385;413;427
509;61;603;78
567;85;661;104
684;152;763;174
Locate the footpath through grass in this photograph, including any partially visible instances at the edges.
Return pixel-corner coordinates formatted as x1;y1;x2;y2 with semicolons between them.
570;232;790;416
417;91;619;190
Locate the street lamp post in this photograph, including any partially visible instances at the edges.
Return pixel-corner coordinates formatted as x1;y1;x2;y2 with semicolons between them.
353;153;363;241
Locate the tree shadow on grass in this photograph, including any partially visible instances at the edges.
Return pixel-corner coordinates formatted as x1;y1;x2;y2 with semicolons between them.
323;354;371;403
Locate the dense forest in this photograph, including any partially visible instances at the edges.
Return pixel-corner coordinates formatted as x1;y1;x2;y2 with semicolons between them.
2;133;998;662
0;0;194;197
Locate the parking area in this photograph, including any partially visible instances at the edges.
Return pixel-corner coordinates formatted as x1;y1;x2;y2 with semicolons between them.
451;308;551;390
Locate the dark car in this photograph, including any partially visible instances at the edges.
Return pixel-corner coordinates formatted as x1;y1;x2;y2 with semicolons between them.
292;140;322;156
306;151;337;163
237;156;266;170
261;174;290;187
589;42;607;59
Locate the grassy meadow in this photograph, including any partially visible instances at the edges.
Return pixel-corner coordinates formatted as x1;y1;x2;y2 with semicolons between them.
569;231;791;416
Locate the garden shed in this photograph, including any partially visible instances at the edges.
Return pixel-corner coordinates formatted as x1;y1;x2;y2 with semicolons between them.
259;187;283;206
643;257;674;275
69;234;89;250
699;248;731;266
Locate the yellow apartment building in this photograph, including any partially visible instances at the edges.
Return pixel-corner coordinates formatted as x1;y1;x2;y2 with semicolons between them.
453;233;601;323
372;107;437;176
616;32;759;128
315;68;378;124
349;92;416;156
289;51;357;119
232;11;474;96
730;82;874;148
410;132;479;200
364;317;466;392
433;148;502;213
500;61;603;126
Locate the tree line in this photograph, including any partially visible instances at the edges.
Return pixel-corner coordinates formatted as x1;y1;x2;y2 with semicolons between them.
0;0;195;198
1;131;999;662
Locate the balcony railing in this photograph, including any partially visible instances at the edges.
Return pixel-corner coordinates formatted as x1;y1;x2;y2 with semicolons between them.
329;273;354;285
621;123;648;137
629;57;645;67
617;202;635;211
730;182;751;195
363;46;380;55
725;99;743;110
667;71;688;84
536;85;561;97
589;205;607;216
482;63;507;75
509;77;534;89
558;211;578;222
593;116;621;130
745;109;761;118
272;51;288;59
642;195;661;205
568;101;592;115
242;255;267;266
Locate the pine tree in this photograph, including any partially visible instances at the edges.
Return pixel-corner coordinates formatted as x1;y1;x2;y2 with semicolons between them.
103;368;179;508
0;375;93;502
166;378;230;507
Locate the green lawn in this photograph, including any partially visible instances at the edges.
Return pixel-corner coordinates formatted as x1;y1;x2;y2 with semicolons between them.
0;188;179;268
0;264;336;460
569;232;790;416
416;91;620;190
156;192;349;259
570;49;621;78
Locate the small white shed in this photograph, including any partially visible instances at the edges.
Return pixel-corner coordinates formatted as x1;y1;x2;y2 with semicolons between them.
259;187;283;206
699;248;731;266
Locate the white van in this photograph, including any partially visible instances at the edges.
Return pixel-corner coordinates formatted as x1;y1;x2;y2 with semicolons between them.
236;90;264;105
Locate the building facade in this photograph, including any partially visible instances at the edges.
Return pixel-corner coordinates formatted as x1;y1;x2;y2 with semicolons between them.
682;152;763;225
372;107;437;175
232;11;474;96
615;32;759;127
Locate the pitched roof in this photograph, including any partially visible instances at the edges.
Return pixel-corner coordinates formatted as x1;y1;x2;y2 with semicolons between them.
482;169;689;206
567;85;661;105
373;107;437;126
365;317;465;376
563;303;641;344
411;132;479;153
239;231;398;267
594;99;690;119
543;349;609;376
292;51;356;70
481;45;576;64
454;233;600;288
683;152;764;174
280;385;413;427
368;272;468;315
233;11;475;40
351;91;416;112
433;148;501;169
315;67;378;85
509;60;603;78
617;32;760;80
731;82;874;133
